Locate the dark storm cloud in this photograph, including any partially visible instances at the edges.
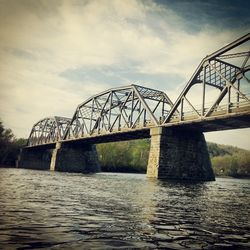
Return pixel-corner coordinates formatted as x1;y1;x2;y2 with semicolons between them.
155;0;250;32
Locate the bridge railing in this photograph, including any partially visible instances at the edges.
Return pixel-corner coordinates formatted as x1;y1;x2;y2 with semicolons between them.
168;97;250;123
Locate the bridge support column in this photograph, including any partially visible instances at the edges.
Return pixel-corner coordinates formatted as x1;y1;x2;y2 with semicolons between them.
17;142;100;174
17;147;52;170
147;127;215;181
54;142;100;173
50;142;61;171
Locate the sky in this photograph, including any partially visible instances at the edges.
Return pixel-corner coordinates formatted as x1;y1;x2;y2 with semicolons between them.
0;0;250;149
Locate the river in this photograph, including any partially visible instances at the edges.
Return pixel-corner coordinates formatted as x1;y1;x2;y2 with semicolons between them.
0;168;249;249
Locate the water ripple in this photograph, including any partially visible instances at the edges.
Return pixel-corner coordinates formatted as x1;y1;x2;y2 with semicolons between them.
0;169;249;249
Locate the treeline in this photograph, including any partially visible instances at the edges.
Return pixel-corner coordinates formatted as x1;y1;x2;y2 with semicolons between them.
96;140;250;178
0;119;249;178
0;121;27;166
208;142;250;177
97;139;150;173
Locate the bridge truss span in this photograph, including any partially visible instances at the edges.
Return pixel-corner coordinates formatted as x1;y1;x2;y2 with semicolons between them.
164;33;250;126
26;33;250;147
27;116;71;147
64;84;173;140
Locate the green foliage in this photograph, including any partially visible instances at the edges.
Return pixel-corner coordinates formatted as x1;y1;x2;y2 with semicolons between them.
96;139;150;173
207;142;228;157
212;152;250;177
207;142;244;157
0;120;27;166
97;140;250;177
208;142;250;177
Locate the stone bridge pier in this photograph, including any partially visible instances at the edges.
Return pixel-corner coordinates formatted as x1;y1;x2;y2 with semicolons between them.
17;142;100;173
17;147;53;170
50;142;100;173
147;127;215;181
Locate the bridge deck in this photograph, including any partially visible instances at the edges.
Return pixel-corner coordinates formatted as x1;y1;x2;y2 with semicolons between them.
25;104;250;149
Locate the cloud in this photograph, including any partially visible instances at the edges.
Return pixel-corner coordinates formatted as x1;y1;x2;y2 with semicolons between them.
0;0;249;149
156;0;250;31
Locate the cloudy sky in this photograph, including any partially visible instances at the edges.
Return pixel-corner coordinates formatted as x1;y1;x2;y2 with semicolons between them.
0;0;249;149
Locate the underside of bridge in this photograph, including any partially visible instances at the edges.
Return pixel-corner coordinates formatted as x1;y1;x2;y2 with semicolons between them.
18;126;214;181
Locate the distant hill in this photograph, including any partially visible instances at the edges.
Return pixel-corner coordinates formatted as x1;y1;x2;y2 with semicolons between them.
207;142;250;178
97;140;250;178
207;142;248;157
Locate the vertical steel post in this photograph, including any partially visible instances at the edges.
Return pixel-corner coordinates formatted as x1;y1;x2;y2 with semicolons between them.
108;91;113;130
162;99;165;124
143;109;146;126
130;90;134;127
227;85;231;113
138;101;141;124
118;114;121;130
202;64;206;116
237;79;240;108
180;97;184;121
90;99;94;133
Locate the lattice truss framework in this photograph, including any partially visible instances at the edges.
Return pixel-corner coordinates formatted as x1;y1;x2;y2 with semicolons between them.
164;33;250;123
64;85;173;139
27;34;250;146
28;116;71;146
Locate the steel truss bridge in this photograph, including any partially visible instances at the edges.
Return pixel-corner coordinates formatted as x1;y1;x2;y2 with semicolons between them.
27;33;250;147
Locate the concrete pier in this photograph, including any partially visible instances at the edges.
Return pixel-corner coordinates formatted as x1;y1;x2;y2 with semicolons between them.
147;127;215;181
50;142;61;171
17;147;53;170
54;142;100;173
17;142;100;173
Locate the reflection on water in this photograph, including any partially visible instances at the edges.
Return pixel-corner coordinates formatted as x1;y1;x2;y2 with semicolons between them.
0;168;249;249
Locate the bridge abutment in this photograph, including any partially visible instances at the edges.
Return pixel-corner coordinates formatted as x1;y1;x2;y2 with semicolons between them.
147;127;215;181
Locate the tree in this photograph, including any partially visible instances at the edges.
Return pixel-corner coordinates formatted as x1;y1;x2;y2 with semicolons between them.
0;121;14;165
0;120;27;166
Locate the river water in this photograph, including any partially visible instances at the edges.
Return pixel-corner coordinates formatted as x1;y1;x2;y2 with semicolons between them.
0;168;249;249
